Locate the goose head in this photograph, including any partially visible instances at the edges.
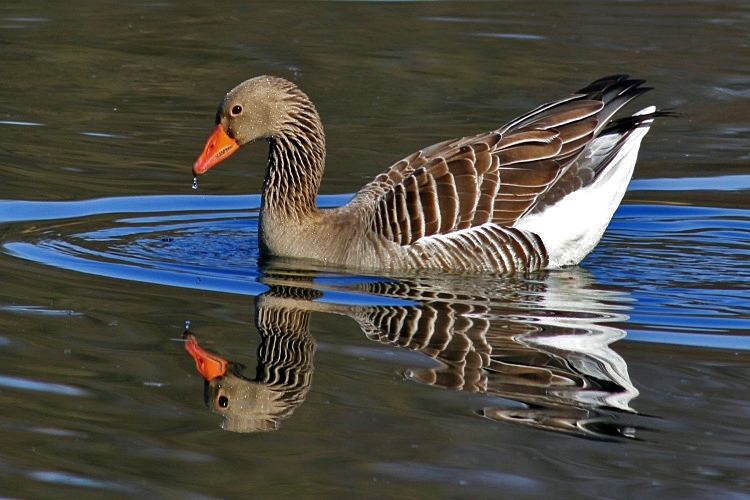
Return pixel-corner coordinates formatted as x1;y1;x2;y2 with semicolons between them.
193;75;309;176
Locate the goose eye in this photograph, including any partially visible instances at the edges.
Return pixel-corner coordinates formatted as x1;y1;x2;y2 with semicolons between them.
218;395;229;408
230;105;242;116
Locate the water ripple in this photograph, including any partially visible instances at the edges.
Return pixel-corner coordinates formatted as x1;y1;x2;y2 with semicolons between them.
0;375;88;397
1;194;748;352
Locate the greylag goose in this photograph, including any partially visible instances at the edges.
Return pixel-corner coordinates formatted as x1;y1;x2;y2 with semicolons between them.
193;74;662;273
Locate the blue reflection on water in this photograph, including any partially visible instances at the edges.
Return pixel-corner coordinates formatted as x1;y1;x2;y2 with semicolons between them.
586;200;750;348
630;174;750;191
0;375;88;397
1;188;748;350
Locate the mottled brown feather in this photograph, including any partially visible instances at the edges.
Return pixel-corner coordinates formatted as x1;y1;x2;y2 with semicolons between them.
531;101;603;129
496;129;559;149
495;138;564;166
417;172;440;236
357;76;653;252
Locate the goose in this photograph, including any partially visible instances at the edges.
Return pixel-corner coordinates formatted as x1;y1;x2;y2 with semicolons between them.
193;74;663;273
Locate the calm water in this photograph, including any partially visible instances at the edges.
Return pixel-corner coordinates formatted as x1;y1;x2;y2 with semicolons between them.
1;1;750;498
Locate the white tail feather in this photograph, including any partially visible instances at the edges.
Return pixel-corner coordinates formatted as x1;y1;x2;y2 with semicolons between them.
514;106;656;268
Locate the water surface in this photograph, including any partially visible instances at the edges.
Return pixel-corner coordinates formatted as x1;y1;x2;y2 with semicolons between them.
1;1;749;498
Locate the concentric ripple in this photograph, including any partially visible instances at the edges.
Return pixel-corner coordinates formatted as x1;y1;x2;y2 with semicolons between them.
1;191;749;351
2;194;266;295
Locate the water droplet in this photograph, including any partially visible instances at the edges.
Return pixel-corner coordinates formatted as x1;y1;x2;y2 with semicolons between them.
192;177;198;190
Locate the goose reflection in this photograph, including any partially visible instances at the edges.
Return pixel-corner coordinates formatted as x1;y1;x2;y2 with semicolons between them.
184;287;318;432
184;267;643;439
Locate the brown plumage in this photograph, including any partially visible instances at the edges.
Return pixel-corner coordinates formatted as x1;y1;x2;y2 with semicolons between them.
193;74;661;273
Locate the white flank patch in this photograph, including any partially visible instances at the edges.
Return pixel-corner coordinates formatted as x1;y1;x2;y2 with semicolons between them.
514;106;656;268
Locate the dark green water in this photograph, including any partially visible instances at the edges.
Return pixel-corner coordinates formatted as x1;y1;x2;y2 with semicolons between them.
1;1;749;498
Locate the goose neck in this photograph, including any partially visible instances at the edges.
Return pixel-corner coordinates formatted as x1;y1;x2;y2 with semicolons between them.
262;128;325;221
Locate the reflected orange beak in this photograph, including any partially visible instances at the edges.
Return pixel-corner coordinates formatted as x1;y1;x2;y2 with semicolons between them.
184;332;228;380
192;124;240;176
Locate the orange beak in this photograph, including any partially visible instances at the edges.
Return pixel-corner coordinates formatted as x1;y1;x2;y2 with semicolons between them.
192;124;240;176
184;332;228;380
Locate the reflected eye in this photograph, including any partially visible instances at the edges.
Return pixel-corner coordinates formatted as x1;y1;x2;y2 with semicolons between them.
230;105;242;116
218;395;229;408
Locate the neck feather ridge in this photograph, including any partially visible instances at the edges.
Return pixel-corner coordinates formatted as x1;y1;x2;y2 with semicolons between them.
262;96;326;223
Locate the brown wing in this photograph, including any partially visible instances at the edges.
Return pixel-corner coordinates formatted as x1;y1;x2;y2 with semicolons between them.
349;75;651;246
